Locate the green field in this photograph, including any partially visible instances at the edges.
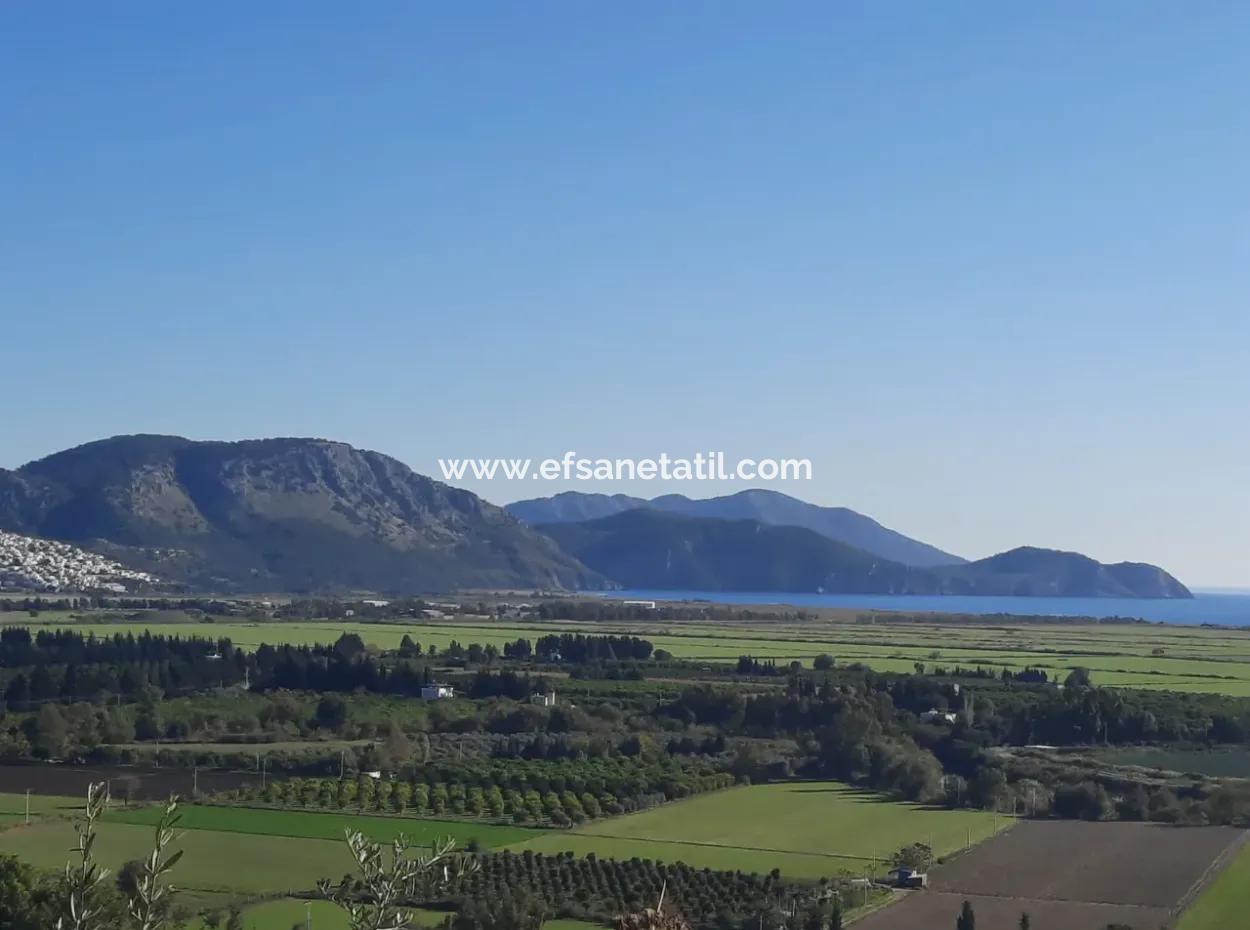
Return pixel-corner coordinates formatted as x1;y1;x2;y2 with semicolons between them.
108;802;541;849
507;782;1009;879
0;791;82;821
192;899;605;930
1176;840;1250;930
192;899;451;930
0;782;1005;891
15;612;1250;695
0;820;354;894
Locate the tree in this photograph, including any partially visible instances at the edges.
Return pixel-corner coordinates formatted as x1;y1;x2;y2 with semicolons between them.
55;783;184;930
1053;782;1112;821
0;855;55;930
452;891;547;930
813;654;835;671
224;905;244;930
380;722;411;771
101;709;136;745
398;635;421;657
32;704;69;758
616;885;692;930
955;900;975;930
124;796;183;930
1018;913;1031;930
319;832;477;930
1064;667;1094;689
315;695;349;731
891;843;934;872
333;633;367;660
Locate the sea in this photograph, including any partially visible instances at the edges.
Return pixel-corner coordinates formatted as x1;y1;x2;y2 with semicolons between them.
602;589;1250;626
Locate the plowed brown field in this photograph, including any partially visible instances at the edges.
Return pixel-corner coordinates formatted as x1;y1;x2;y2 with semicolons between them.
854;821;1246;930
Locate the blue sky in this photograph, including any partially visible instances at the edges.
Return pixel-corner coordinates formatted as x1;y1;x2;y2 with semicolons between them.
2;3;1248;585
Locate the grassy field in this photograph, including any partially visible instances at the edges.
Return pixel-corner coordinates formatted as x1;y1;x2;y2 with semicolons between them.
107;802;541;849
507;782;1009;880
191;899;452;930
0;791;81;825
1176;840;1250;930
0;820;355;894
190;899;606;930
0;783;1006;889
13;612;1250;695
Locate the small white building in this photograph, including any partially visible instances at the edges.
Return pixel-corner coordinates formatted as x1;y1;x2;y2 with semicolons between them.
530;691;557;707
920;708;958;725
421;684;455;700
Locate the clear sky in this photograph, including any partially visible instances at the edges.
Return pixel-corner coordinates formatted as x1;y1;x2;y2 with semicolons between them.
2;3;1248;586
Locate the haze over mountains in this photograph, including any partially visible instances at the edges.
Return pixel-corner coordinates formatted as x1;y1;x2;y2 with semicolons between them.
508;489;964;567
537;510;1191;598
0;436;1191;598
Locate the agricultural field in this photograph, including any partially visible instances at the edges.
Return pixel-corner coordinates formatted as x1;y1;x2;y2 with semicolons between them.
1176;839;1250;930
0;762;256;801
190;900;452;930
0;790;80;825
14;610;1250;695
187;898;607;930
0;782;1003;897
108;802;541;849
855;820;1247;930
1089;746;1250;778
507;782;1008;880
0;820;356;894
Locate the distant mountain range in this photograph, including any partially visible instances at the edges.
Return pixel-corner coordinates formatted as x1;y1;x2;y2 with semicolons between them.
538;510;1192;598
0;436;1191;599
0;435;601;593
508;489;964;567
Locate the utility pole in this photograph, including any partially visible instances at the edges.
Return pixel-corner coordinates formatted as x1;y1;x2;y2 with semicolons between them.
262;757;267;790
340;750;345;779
25;789;31;826
192;767;198;796
305;900;312;930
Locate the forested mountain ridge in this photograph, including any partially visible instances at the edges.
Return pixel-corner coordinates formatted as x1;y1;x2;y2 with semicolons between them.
0;435;602;594
509;488;965;567
537;510;1191;597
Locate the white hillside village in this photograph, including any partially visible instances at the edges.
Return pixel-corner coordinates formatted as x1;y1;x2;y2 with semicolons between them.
0;529;156;593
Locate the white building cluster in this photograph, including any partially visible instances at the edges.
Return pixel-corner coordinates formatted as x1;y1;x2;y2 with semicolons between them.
0;529;156;593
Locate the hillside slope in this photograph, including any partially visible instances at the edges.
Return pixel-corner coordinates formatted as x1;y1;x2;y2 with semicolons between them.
933;546;1192;599
538;510;926;593
0;435;601;594
509;489;963;567
538;511;1191;597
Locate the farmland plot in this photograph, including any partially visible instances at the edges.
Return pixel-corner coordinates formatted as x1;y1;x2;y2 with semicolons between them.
855;821;1247;930
508;782;1006;879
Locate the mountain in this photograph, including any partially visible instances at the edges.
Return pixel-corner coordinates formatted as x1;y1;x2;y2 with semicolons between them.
0;435;602;594
537;510;926;593
508;492;649;525
536;511;1192;597
932;547;1192;599
508;488;964;567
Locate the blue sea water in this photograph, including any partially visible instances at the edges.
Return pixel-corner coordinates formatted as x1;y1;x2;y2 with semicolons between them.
602;590;1250;626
